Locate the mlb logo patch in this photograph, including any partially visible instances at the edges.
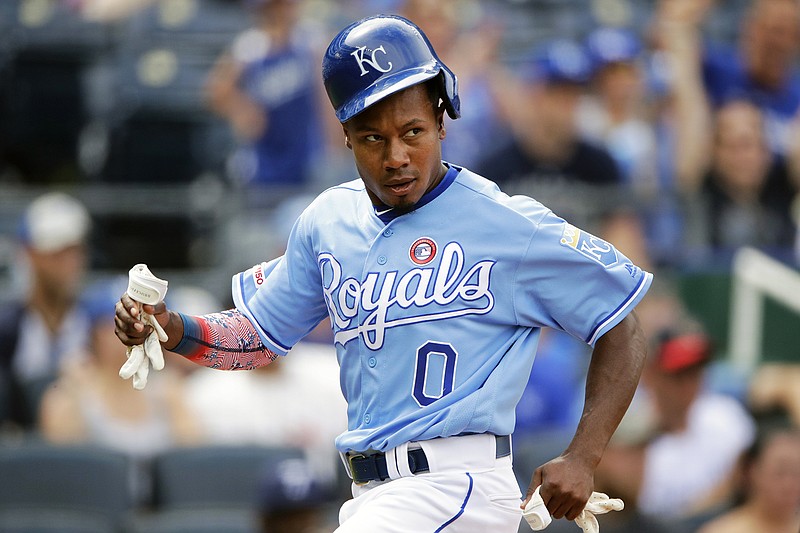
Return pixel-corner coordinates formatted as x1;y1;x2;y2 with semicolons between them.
409;237;437;265
560;224;618;267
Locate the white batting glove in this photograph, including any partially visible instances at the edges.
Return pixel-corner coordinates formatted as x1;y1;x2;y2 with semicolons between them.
523;488;624;533
118;264;169;390
573;492;624;533
522;486;552;530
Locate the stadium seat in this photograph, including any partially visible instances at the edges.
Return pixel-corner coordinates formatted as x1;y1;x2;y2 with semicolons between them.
96;39;233;184
0;0;112;183
0;508;116;533
124;508;259;533
0;443;134;523
123;0;246;56
151;445;304;510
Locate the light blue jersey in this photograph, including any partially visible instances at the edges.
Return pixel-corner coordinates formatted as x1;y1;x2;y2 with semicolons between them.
232;165;652;454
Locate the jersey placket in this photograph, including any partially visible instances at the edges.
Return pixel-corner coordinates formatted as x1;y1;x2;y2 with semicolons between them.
355;220;401;431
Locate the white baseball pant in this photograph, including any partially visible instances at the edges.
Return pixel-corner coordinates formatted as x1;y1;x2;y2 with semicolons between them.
336;433;522;532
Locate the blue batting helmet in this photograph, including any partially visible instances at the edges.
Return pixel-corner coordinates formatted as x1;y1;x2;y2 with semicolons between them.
322;15;460;123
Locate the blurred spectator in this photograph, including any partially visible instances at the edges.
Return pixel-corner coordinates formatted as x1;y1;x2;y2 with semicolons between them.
258;457;338;533
657;2;798;261
580;27;658;194
678;98;797;256
698;101;797;252
38;276;200;500
595;320;756;531
183;338;346;484
656;0;800;159
474;38;651;269
749;363;800;427
399;0;512;169
647;0;715;197
696;423;800;533
476;39;618;192
205;0;325;188
0;192;91;431
580;26;684;268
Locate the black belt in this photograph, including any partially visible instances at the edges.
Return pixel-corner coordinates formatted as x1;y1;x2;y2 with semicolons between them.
347;435;511;485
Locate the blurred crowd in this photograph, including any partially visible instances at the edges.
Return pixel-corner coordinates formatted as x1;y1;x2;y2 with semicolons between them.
1;0;800;532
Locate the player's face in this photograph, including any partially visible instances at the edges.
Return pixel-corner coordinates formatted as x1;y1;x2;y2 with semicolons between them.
343;84;447;209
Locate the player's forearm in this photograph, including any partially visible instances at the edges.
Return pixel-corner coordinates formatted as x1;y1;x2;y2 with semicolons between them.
566;312;647;467
169;309;279;370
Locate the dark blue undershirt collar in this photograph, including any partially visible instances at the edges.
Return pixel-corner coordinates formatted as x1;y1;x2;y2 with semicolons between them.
374;163;460;224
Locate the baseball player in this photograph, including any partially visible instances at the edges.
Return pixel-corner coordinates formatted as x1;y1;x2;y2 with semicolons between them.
115;15;652;532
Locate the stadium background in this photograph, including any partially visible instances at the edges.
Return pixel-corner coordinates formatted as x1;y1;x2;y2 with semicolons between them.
0;0;797;532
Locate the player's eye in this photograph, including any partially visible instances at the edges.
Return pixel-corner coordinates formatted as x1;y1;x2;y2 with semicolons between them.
405;128;423;138
364;134;382;142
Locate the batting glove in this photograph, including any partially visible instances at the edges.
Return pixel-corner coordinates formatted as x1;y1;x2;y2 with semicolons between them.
573;492;624;533
523;488;624;533
522;486;552;530
118;264;169;390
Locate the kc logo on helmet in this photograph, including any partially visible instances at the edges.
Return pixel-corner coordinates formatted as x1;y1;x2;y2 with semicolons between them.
351;45;393;76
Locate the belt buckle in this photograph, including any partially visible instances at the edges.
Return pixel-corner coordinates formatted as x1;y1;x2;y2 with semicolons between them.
347;453;370;486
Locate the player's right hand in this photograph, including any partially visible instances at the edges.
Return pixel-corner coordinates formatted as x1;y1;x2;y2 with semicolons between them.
114;293;168;347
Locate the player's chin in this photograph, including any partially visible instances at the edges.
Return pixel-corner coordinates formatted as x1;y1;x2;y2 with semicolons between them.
387;197;422;212
381;188;424;210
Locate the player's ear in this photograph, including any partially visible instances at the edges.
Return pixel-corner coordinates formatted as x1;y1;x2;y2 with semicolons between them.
437;112;446;140
342;125;352;150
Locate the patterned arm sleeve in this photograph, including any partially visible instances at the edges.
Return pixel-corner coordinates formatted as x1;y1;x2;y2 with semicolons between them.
170;309;279;370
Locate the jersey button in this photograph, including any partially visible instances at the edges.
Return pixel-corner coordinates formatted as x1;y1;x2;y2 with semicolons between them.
364;413;372;424
382;228;393;237
368;357;377;368
377;255;387;265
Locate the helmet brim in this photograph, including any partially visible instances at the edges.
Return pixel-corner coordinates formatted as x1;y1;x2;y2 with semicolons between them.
336;64;453;123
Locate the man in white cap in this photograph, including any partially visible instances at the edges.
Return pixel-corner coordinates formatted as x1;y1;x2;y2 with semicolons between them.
0;192;92;431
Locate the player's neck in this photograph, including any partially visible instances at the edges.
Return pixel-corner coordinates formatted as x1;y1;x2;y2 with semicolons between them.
425;162;449;195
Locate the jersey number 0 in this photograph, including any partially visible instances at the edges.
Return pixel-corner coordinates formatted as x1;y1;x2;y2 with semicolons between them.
413;341;457;407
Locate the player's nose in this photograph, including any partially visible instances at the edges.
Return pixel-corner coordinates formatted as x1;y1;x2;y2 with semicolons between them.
383;137;410;170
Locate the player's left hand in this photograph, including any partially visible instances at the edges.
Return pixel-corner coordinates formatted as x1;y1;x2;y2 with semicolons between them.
522;453;595;521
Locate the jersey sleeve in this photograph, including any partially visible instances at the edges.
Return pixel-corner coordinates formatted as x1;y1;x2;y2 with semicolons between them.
231;214;329;354
515;211;652;346
232;257;281;308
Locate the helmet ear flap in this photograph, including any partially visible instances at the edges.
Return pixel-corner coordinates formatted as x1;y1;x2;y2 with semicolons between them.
437;68;460;120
